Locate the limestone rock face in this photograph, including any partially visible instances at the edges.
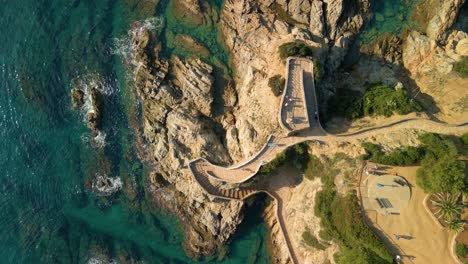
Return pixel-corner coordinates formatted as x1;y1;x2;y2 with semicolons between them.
126;22;242;259
426;0;465;41
399;0;468;123
455;37;468;56
173;0;204;26
403;31;432;73
288;0;311;24
172;56;214;117
309;0;325;38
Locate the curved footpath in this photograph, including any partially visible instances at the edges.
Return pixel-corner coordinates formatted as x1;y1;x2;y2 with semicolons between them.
188;57;468;264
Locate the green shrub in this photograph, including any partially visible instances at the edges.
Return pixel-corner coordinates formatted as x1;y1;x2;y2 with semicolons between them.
361;142;425;166
460;133;468;145
278;42;313;60
314;189;393;263
313;59;322;83
327;88;363;120
302;229;327;250
303;155;340;186
453;56;468;78
416;133;466;194
319;229;333;241
259;151;287;175
456;242;468;257
268;74;285;96
328;83;422;120
416;154;465;193
362;84;422;117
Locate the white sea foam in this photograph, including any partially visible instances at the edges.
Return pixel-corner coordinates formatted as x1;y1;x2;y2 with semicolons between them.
111;16;164;75
93;131;107;148
92;175;123;196
87;257;117;264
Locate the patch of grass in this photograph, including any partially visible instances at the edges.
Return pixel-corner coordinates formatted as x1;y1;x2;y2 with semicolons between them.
303;155;341;187
453;56;468;78
302;228;327;250
278;42;313;60
268;74;285;96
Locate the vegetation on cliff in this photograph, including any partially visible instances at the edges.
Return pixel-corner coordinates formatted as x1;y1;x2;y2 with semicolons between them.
453;56;468;78
311;154;393;264
415;133;466;194
278;42;313;60
362;133;466;194
328;83;422;119
268;74;285;96
361;142;425;166
315;186;393;264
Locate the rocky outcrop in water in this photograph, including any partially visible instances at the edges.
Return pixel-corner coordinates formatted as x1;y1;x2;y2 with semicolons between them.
70;80;103;134
126;22;244;259
71;88;85;108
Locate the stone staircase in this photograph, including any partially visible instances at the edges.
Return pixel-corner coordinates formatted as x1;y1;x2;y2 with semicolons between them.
191;163;258;200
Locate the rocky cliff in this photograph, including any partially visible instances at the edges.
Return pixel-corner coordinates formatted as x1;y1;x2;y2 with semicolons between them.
126;0;467;262
126;21;244;259
402;0;468;123
127;0;376;261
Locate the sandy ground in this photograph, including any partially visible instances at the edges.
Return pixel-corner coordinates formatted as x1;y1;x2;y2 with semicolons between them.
361;163;456;264
261;164;339;264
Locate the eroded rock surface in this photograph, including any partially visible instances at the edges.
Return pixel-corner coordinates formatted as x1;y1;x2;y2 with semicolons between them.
127;23;243;259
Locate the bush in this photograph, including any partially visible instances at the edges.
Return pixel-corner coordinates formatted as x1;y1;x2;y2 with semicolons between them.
268;74;285;96
328;83;422;120
302;229;327;250
361;142;425;166
453;56;468;78
362;84;422;117
416;154;465;193
416;133;466;194
461;133;468;145
456;242;468;257
278;42;313;60
314;190;393;263
313;59;322;83
327;88;363;119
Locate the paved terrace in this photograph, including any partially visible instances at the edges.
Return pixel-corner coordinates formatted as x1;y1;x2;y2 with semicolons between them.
188;56;468;264
279;58;316;132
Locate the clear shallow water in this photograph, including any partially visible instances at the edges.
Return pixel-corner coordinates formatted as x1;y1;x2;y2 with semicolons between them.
0;0;269;263
360;0;420;44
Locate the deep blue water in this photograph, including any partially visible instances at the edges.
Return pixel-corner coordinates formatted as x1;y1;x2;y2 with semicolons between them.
0;0;270;263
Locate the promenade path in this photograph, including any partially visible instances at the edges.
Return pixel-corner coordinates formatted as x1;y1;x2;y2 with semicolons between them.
188;56;468;264
280;58;315;132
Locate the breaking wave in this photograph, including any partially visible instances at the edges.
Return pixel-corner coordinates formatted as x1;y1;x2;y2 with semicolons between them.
91;175;123;196
111;16;164;76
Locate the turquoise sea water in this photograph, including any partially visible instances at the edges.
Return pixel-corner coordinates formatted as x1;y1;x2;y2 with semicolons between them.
0;0;269;263
360;0;419;44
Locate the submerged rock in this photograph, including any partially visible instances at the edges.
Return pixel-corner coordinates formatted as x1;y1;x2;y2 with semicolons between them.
71;88;85;108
